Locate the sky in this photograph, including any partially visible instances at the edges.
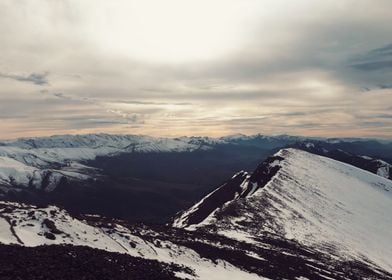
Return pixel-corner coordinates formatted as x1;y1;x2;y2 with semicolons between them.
0;0;391;139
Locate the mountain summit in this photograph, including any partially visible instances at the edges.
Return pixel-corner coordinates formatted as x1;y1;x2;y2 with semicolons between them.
174;149;392;273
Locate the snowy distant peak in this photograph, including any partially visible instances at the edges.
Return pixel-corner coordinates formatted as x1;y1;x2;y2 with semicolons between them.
220;133;307;142
0;134;214;190
174;136;225;146
1;133;122;149
325;137;391;144
0;156;95;192
1;133;390;195
0;133;274;150
220;133;250;141
0;133;309;150
1;133;203;151
2;133;390;148
2;133;389;155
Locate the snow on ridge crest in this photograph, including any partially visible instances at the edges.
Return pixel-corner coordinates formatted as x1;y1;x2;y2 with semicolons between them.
191;148;392;271
173;148;392;272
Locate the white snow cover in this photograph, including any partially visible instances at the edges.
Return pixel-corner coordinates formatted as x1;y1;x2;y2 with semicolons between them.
259;149;392;271
0;134;219;174
181;149;392;272
0;134;212;162
0;217;18;244
0;156;40;186
0;201;265;280
0;134;218;190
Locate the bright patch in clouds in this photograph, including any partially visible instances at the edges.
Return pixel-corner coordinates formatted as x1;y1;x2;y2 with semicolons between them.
83;0;259;63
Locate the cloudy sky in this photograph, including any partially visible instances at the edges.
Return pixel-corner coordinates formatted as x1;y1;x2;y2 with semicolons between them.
1;0;391;139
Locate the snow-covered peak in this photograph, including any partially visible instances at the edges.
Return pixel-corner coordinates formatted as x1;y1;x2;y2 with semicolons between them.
220;133;251;141
174;148;392;272
1;133;207;151
0;133;224;169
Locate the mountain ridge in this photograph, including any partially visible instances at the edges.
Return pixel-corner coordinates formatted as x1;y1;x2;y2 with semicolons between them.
174;149;392;273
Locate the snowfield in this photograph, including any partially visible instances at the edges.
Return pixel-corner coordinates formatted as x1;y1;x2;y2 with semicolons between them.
263;149;392;271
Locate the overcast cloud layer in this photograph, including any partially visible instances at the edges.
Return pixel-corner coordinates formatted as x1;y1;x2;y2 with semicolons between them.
0;0;391;139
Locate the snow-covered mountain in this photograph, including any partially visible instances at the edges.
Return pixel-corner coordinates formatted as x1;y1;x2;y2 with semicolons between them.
174;149;392;276
1;148;391;279
0;134;214;192
292;141;392;180
0;133;305;194
1;133;390;192
0;134;213;168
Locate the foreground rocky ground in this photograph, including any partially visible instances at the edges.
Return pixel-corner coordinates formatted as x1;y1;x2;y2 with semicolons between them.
0;244;190;280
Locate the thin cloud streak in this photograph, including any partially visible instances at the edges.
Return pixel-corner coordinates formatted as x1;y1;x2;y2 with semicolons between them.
0;72;49;85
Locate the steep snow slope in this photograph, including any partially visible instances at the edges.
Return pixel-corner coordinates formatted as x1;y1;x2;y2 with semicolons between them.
174;149;392;273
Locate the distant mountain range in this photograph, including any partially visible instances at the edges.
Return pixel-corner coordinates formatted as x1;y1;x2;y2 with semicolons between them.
0;133;391;223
